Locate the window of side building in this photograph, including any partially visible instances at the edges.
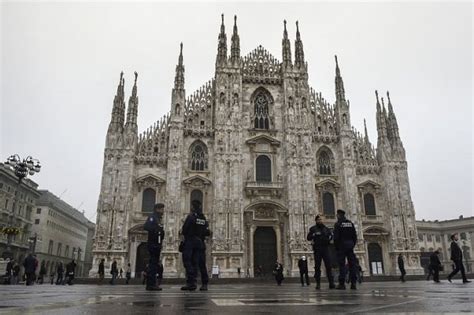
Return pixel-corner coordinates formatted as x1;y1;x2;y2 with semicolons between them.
427;234;433;242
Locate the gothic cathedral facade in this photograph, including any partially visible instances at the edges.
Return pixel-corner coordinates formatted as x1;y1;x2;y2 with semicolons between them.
91;16;423;278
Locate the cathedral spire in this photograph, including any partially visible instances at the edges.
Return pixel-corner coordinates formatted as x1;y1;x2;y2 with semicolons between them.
334;55;346;104
125;71;138;133
294;21;305;68
174;43;185;90
230;15;240;62
375;90;387;139
386;91;399;135
364;118;369;143
108;72;126;132
216;14;227;66
282;20;292;67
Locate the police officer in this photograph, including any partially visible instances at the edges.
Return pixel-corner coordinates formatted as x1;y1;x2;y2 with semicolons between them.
144;203;165;291
333;209;358;290
181;200;211;291
307;214;335;290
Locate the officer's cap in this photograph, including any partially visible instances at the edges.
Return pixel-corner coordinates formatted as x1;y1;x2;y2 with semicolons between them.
315;215;321;220
154;203;165;211
336;209;346;216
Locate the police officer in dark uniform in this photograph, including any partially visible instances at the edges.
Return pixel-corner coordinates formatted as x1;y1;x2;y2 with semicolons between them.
181;199;211;291
307;214;335;290
143;203;165;291
333;209;358;290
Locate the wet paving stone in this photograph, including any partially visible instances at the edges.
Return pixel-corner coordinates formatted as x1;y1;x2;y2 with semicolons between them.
0;281;472;314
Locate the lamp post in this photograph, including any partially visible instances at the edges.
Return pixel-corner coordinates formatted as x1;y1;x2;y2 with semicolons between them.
2;155;41;259
28;233;37;254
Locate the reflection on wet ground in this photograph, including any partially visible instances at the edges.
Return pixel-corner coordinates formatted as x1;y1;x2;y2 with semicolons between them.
0;281;472;314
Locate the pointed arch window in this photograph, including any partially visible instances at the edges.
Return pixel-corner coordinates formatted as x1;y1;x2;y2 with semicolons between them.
318;151;332;175
256;155;272;182
189;141;208;171
322;192;335;215
254;91;270;129
142;188;156;213
364;193;376;215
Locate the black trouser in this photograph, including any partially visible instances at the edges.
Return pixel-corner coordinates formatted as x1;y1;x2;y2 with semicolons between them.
314;247;334;285
399;267;406;281
300;271;310;285
426;266;433;280
337;247;357;285
197;247;209;285
182;238;200;286
56;273;63;284
449;260;467;281
26;272;35;285
432;266;440;282
147;244;162;288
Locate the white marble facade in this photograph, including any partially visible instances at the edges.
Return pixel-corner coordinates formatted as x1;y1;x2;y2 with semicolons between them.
91;16;423;278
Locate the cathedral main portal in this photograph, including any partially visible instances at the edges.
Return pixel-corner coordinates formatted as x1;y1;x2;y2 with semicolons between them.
253;227;277;277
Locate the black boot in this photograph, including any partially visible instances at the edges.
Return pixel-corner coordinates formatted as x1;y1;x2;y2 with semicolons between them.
329;283;335;289
181;284;197;291
350;283;357;290
146;286;162;291
200;284;208;291
336;283;346;290
315;282;320;290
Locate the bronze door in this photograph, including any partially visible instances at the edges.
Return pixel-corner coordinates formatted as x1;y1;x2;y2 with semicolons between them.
253;227;277;277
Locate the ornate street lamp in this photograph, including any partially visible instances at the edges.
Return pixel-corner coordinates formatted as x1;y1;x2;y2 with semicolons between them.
2;155;41;259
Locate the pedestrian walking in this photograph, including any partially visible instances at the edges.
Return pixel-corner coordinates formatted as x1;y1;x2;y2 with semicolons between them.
12;262;20;285
98;259;105;283
5;258;12;284
398;254;406;282
56;262;64;285
157;262;163;288
50;272;55;285
38;261;47;284
425;264;433;281
273;262;284;286
298;256;310;286
307;214;335;290
356;259;363;284
23;253;36;286
119;268;123;279
125;263;131;284
142;264;149;285
65;259;76;285
429;250;442;283
237;267;241;278
144;203;165;291
333;209;358;290
109;260;118;285
180;200;211;291
448;234;471;284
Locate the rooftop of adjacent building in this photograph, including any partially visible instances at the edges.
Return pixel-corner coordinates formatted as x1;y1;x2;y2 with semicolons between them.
416;215;474;229
37;190;95;228
0;162;40;194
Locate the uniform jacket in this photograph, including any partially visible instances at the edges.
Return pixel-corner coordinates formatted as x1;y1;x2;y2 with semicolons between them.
307;224;332;250
450;241;463;261
182;212;211;245
98;262;105;275
333;217;357;250
144;212;165;246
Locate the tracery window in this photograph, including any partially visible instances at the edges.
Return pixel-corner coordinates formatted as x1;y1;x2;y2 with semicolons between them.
189;141;208;171
254;91;270;129
319;151;332;175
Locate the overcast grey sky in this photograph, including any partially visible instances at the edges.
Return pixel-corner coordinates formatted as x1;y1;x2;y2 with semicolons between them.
1;1;472;222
